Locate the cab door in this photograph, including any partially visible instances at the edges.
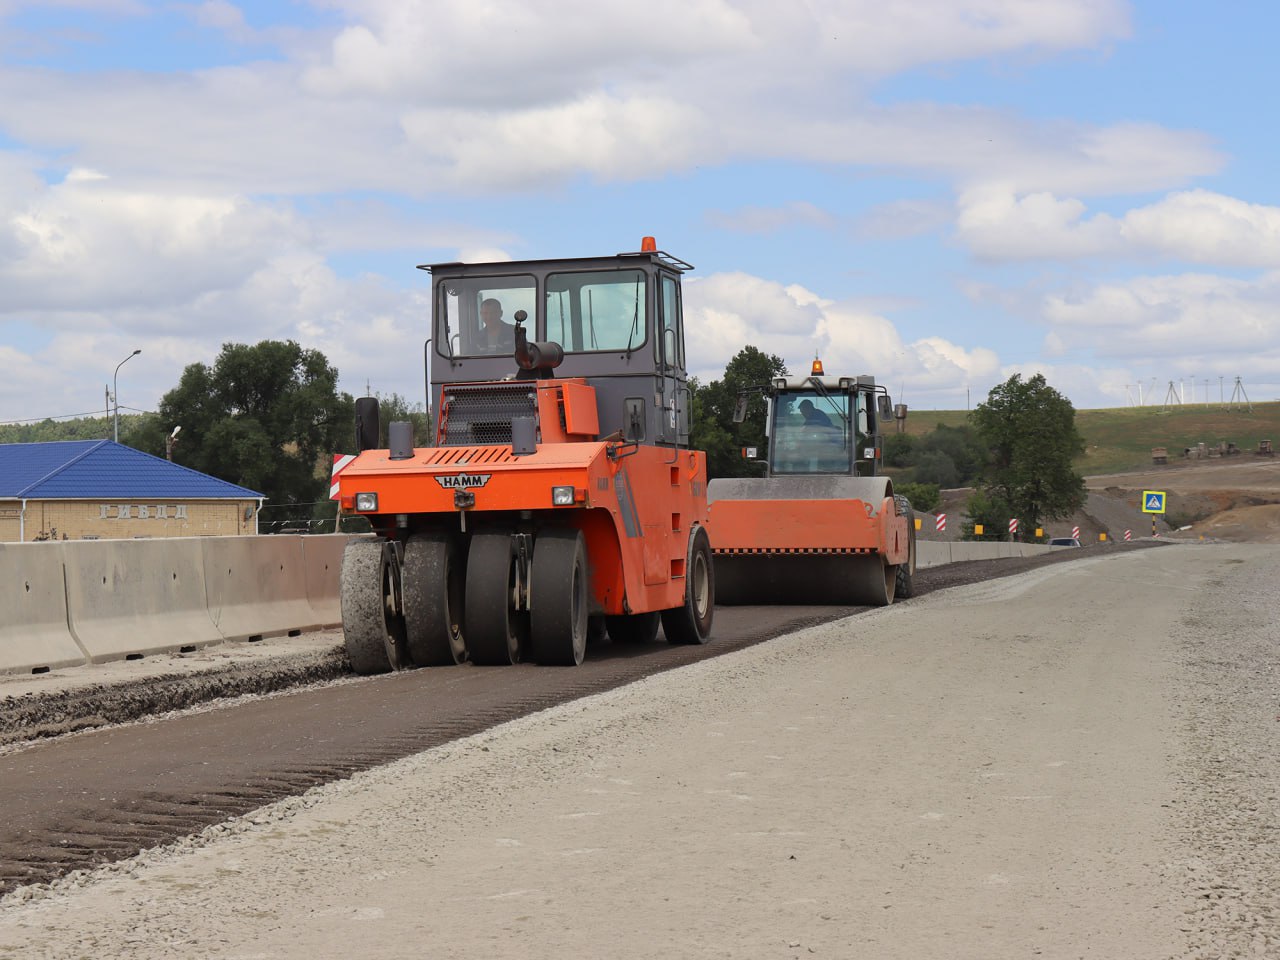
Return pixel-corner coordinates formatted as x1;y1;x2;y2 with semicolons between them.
655;272;688;445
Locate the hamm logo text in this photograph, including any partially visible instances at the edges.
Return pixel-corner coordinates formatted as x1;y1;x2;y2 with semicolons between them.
435;474;492;490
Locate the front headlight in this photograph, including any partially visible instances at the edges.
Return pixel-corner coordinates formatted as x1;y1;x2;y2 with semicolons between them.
551;485;575;506
355;492;378;512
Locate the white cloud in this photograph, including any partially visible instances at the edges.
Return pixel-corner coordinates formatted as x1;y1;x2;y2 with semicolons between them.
683;270;999;407
190;1;251;39
400;93;715;189
1122;190;1280;266
857;199;953;240
1;165;310;313
305;0;758;104
957;184;1115;259
800;0;1130;73
308;0;1128;100
784;112;1219;198
957;186;1280;266
1042;271;1280;384
706;202;836;235
0;254;430;426
0;1;1190;196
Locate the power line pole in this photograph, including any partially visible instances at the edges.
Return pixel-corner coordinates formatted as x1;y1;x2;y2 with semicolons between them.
1228;377;1252;412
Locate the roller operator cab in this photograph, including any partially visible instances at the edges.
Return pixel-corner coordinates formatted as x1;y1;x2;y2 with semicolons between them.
705;361;917;606
758;365;893;479
335;240;713;674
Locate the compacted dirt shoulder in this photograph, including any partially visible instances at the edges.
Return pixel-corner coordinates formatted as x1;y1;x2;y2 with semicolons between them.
0;634;350;751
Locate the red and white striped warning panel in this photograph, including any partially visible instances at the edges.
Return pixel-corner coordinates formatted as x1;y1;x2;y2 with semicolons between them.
935;513;947;532
1008;518;1019;535
1124;529;1132;541
330;453;355;499
1071;525;1080;539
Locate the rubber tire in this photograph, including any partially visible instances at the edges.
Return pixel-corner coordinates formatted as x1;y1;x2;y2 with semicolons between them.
894;495;917;600
662;525;714;645
403;534;467;666
340;539;393;675
530;529;589;666
606;611;661;644
465;533;522;666
380;544;412;670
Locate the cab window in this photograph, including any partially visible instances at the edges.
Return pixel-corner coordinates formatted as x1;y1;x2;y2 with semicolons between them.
770;389;852;474
658;274;684;369
546;269;647;353
438;275;537;358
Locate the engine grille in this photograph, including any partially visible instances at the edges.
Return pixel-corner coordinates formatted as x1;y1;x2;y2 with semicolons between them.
439;382;537;446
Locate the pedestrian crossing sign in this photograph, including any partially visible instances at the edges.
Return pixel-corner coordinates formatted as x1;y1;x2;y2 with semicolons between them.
1141;490;1166;514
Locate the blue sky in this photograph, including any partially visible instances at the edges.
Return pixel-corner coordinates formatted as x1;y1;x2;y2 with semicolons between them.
2;0;1278;426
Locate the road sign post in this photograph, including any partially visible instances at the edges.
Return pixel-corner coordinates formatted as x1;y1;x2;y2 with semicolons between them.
1142;489;1167;539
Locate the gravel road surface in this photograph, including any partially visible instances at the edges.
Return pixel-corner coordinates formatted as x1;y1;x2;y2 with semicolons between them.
1;542;1276;959
4;550;1156;897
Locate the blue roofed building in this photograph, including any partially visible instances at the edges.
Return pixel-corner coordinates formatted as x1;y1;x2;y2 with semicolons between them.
0;441;264;542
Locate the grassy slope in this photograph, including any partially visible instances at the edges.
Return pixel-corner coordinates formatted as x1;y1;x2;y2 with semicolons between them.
901;401;1280;476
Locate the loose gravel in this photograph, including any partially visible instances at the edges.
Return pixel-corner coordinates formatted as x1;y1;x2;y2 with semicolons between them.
1168;548;1280;959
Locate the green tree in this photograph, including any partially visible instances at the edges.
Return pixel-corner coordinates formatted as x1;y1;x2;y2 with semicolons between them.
133;340;350;512
960;489;1011;540
331;390;433;450
917;423;987;485
689;346;788;478
970;373;1086;534
882;432;916;468
0;415;115;444
912;449;959;488
895;481;941;513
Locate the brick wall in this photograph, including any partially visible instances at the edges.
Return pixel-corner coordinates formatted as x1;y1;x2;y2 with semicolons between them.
0;500;259;542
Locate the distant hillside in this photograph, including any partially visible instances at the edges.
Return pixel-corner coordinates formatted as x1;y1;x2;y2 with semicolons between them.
900;401;1280;476
0;414;147;446
6;403;1278;480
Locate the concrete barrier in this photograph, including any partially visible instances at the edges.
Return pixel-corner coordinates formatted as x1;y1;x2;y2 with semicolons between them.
203;535;318;642
0;544;86;674
926;541;1057;564
302;534;365;626
63;538;221;663
915;541;952;568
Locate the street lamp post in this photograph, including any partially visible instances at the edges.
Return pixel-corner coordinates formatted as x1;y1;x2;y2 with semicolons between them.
113;349;141;443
